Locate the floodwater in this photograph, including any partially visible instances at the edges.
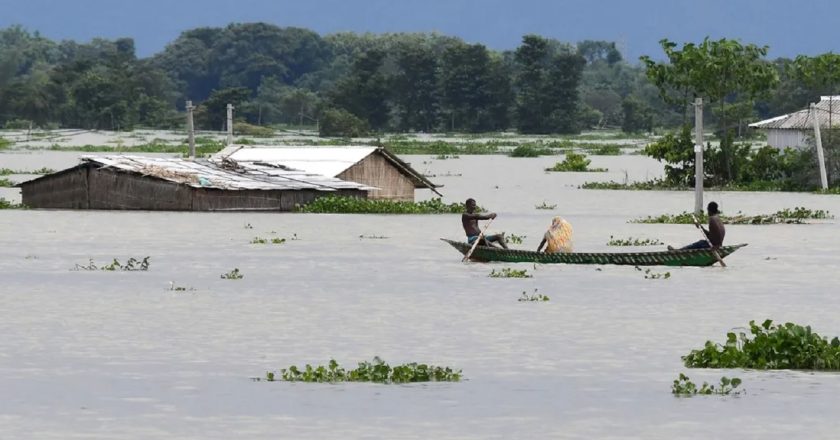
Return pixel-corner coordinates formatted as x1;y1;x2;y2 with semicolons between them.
1;152;840;439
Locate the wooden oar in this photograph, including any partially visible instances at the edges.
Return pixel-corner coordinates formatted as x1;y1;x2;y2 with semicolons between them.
692;214;726;267
462;218;494;262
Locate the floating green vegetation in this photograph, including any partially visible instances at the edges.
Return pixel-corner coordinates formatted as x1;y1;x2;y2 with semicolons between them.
250;237;287;244
489;268;532;278
591;144;622;155
0;167;52;175
0;178;12;187
815;187;840;194
0;137;10;150
518;289;550;302
505;233;526;245
0;198;26;209
297;196;472;214
580;179;673;190
545;152;607;172
168;282;196;292
631;207;832;224
535;201;557;210
435;154;459;160
672;373;743;396
46;139;225;156
607;236;663;246
359;234;389;239
263;357;462;383
509;144;556;157
73;257;150;271
683;320;840;370
221;268;244;280
635;266;671;279
381;140;500;155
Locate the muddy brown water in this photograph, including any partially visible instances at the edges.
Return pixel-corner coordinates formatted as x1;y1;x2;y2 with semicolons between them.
1;152;839;439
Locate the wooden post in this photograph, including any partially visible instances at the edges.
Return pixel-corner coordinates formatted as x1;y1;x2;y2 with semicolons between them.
186;100;195;159
694;98;704;215
226;103;234;146
811;103;829;189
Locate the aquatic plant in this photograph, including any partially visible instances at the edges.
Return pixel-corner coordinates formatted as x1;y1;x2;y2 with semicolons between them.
264;357;461;383
359;234;389;239
518;289;550;302
545;152;607;172
672;373;743;396
607;236;663;246
168;282;196;292
297;196;476;214
489;268;532;278
271;238;286;244
435;154;459;160
250;237;288;245
221;268;244;280
73;257;150;271
0;198;26;209
683;320;840;370
0;178;12;187
505;233;526;245
631;207;832;225
535;201;557;210
635;266;670;279
509;144;556;157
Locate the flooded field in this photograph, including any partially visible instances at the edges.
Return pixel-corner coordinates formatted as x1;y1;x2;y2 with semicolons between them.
1;151;840;439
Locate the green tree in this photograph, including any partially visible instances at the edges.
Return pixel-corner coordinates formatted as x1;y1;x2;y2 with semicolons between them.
328;49;389;130
196;87;251;130
621;96;653;133
390;43;440;131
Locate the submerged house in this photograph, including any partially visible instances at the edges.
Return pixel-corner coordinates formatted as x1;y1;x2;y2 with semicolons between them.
749;96;840;149
18;146;439;211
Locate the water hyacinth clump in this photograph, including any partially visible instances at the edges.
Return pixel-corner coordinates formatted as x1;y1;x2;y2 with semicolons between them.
264;357;461;384
488;268;532;278
545;152;607;172
631;207;832;225
297;196;476;214
672;373;743;396
683;320;840;370
607;236;663;246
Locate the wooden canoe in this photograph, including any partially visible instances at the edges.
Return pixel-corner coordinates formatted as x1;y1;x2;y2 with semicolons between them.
441;238;746;266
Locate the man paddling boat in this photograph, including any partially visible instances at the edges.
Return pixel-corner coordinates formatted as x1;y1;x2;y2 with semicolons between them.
462;198;508;249
669;201;726;250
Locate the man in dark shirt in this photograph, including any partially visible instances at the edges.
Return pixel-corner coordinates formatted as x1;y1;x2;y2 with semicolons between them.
672;201;726;250
462;198;508;249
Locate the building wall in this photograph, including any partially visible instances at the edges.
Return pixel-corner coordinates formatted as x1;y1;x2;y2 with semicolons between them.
767;129;808;150
22;166;368;211
338;152;415;201
20;165;90;209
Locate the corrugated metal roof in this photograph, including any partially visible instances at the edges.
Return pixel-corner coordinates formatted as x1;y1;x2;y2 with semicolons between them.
750;96;840;130
80;155;377;192
216;146;378;177
212;145;441;194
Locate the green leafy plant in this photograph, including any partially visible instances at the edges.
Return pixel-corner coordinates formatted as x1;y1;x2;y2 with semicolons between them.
505;233;526;245
635;266;670;279
221;268;244;280
509;144;556;157
489;268;532;278
168;282;196;292
264;357;461;383
535;201;557;210
518;289;550;302
607;236;663;246
545;152;607;172
359;234;389;239
631;207;832;224
672;373;743;396
0;178;12;187
0;198;25;209
683;320;840;370
73;257;149;271
297;196;477;214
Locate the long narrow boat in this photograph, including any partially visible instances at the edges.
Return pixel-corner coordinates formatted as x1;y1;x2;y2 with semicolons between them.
442;238;746;267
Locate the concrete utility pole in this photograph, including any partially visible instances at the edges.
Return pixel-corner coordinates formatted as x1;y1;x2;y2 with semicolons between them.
226;103;234;146
810;103;829;189
186;100;196;159
694;98;704;215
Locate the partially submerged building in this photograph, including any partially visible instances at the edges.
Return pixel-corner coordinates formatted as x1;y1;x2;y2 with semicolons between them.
18;146;440;211
749;96;840;149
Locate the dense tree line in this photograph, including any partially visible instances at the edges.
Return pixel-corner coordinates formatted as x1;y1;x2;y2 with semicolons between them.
0;23;836;135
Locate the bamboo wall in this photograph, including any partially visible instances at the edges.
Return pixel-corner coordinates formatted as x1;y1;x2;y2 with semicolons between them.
338;152;415;200
20;165;91;208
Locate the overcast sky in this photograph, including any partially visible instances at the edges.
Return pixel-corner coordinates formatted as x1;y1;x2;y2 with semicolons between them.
1;0;836;61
